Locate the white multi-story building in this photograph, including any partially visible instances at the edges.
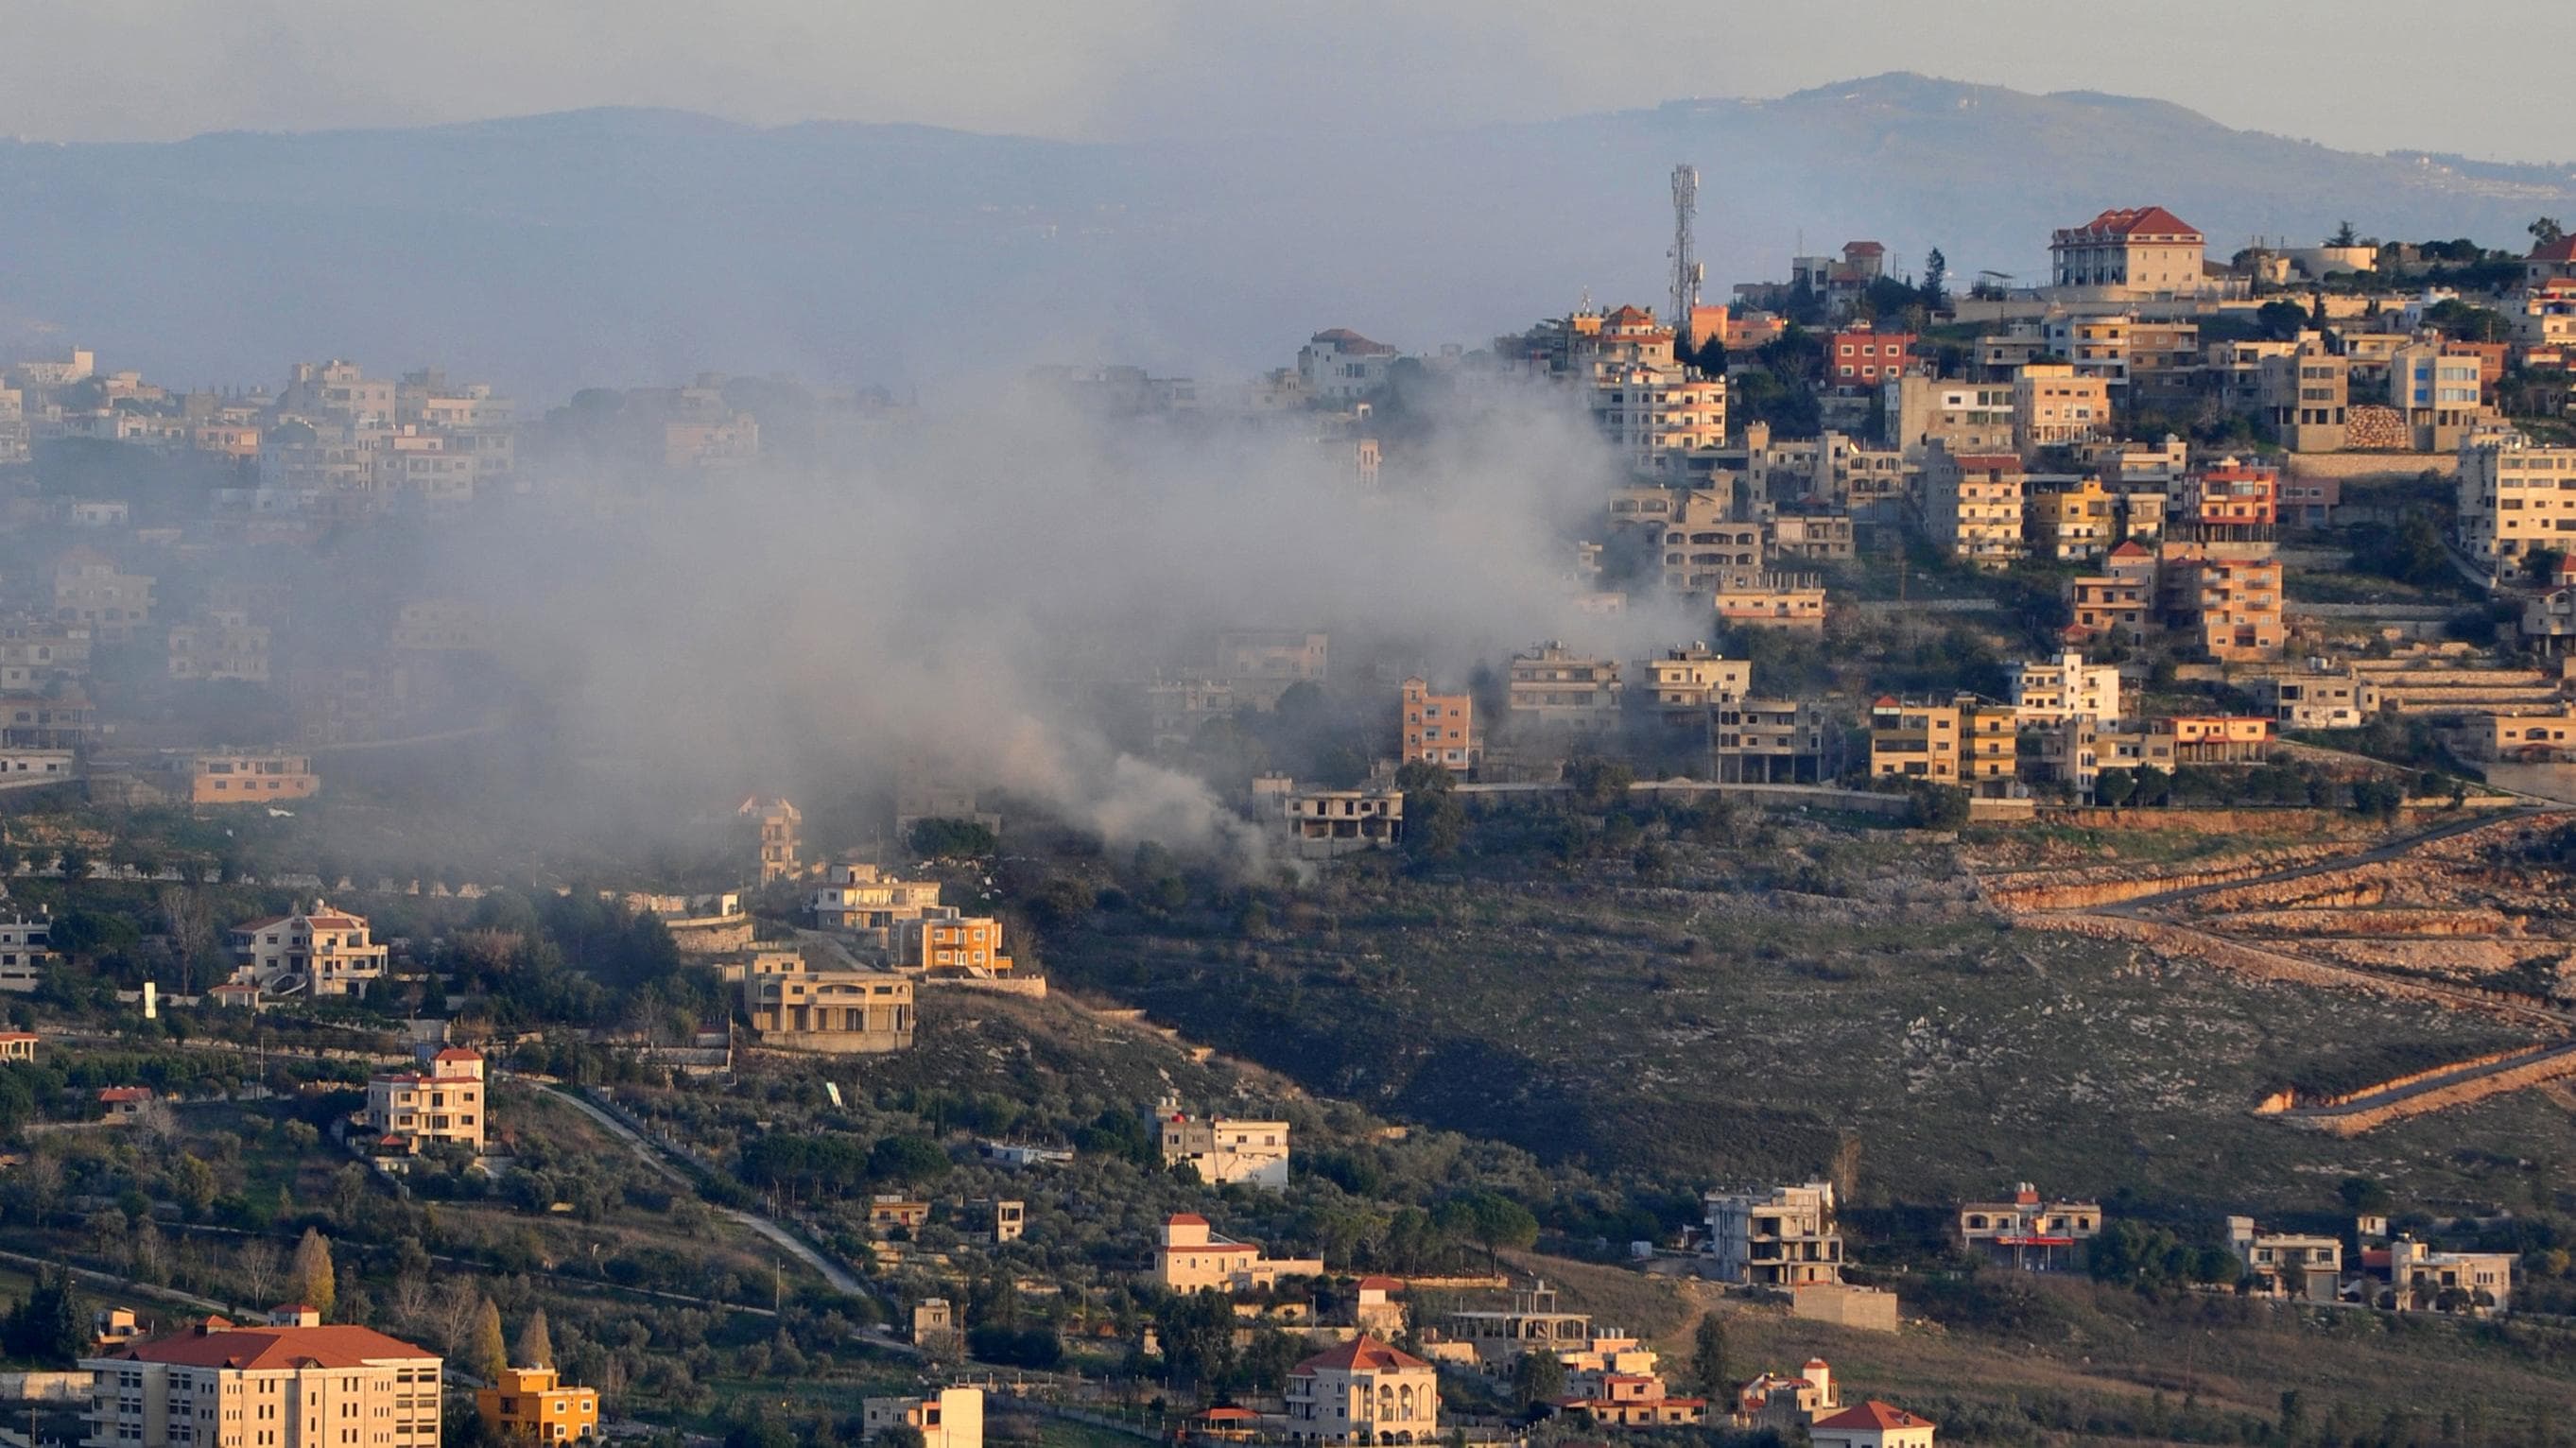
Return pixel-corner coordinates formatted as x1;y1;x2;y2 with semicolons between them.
1159;1102;1290;1188
2049;205;2207;297
2005;651;2124;731
1298;330;1397;404
0;916;54;992
81;1307;443;1448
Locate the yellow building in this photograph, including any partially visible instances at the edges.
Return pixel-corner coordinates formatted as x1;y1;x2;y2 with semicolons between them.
739;796;802;884
865;1388;983;1448
742;955;915;1054
1508;644;1623;733
1918;447;2025;566
1712;569;1828;631
1868;696;2017;793
2456;429;2576;577
1643;646;1751;730
177;750;319;805
2011;363;2110;455
2025;477;2117;560
1154;1213;1324;1292
81;1308;443;1448
476;1364;599;1443
1286;1337;1440;1446
809;861;944;932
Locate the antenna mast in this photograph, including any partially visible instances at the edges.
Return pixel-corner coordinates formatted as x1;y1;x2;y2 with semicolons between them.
1668;164;1703;352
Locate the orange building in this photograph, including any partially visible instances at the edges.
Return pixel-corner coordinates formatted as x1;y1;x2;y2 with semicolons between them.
890;914;1014;976
178;750;318;804
476;1364;599;1443
2183;460;2278;531
1400;678;1477;772
1826;330;1916;390
2152;715;2273;764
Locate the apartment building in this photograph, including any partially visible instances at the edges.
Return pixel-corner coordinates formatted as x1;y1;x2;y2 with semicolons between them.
1218;629;1329;708
1655;490;1757;592
81;1308;443;1448
1278;781;1405;858
810;861;944;933
2006;651;2123;730
0;618;92;691
1507;645;1622;733
2066;541;2158;643
2226;1216;2343;1303
360;1047;487;1156
2259;343;2351;452
1299;329;1398;403
2161;547;2285;661
2457;428;2576;577
0;692;98;750
1714;698;1833;784
227;904;389;997
2249;664;2381;730
2025;476;2117;560
740;796;802;885
0;916;56;993
475;1364;598;1443
1770;509;1857;560
863;1388;983;1448
1399;678;1478;771
1918;446;2026;567
1869;695;2017;794
1642;646;1751;727
52;549;154;645
1592;359;1728;470
1882;374;2014;459
1159;1104;1290;1188
2012;363;2109;455
890;914;1014;976
2049;205;2207;297
1285;1338;1439;1446
2388;342;2492;451
1826;330;1914;389
1713;569;1828;632
1957;1184;2101;1272
165;612;270;684
2153;715;2274;764
1703;1183;1845;1288
2180;459;2278;538
741;954;916;1053
177;750;319;806
1154;1213;1324;1292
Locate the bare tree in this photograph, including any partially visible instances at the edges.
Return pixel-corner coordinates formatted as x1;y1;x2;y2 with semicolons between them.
235;1239;281;1306
389;1273;433;1329
159;887;215;997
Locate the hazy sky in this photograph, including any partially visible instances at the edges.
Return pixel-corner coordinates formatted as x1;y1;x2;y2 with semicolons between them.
2;0;2567;164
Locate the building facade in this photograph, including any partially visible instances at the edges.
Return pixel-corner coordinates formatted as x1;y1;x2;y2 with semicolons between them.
81;1309;443;1448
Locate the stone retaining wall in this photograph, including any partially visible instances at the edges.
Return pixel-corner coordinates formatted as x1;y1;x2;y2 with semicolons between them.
2271;1044;2576;1136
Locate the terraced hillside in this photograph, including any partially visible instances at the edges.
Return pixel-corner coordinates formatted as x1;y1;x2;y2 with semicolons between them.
1046;812;2560;1215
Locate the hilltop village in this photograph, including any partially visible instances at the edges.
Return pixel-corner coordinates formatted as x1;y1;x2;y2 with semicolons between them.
1;198;2575;1448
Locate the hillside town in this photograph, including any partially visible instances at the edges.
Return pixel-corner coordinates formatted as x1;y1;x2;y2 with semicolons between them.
1;177;2575;1448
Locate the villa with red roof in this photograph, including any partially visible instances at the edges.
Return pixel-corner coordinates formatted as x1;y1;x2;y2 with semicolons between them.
226;902;389;998
1285;1336;1439;1444
1153;1213;1323;1293
1810;1400;1939;1448
2528;234;2576;288
2049;205;2209;299
79;1306;444;1448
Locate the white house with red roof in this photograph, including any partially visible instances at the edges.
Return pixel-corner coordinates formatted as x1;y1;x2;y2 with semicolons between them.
2049;206;2208;299
1297;329;1398;405
1285;1336;1439;1444
1153;1213;1323;1293
359;1045;486;1157
1810;1400;1939;1447
226;902;389;997
80;1306;444;1448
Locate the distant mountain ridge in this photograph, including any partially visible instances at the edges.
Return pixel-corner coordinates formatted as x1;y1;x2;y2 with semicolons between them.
1;72;2569;398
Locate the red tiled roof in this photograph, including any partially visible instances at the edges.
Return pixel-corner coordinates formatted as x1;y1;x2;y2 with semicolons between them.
97;1087;154;1103
1356;1275;1405;1291
432;1047;482;1061
1813;1401;1936;1431
1309;328;1395;355
2108;540;2153;558
0;1032;38;1043
1195;1407;1259;1422
107;1319;438;1371
1293;1336;1430;1374
2531;237;2576;263
2064;206;2202;240
1843;241;1886;255
1167;1213;1209;1226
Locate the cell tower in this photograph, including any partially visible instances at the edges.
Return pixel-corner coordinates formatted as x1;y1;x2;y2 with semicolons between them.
1668;164;1703;351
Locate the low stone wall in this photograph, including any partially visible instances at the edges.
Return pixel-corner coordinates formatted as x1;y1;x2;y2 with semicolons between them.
1983;841;2359;911
2284;449;2457;480
922;974;1049;999
669;918;755;955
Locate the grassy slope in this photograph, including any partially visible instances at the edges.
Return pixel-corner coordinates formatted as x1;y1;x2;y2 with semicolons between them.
1048;822;2557;1217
